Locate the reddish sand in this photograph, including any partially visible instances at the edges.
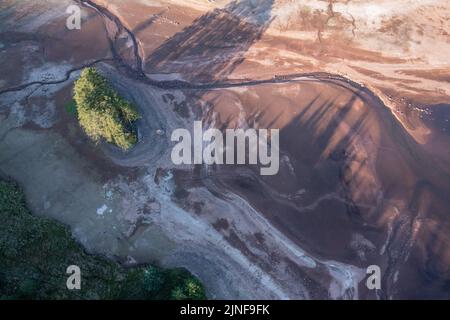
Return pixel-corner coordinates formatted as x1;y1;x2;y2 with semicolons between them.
1;0;449;299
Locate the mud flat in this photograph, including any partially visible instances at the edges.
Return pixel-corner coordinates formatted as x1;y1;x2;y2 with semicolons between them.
0;0;449;299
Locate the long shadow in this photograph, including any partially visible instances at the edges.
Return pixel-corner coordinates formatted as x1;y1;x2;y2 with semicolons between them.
145;0;274;82
133;11;166;36
195;90;372;247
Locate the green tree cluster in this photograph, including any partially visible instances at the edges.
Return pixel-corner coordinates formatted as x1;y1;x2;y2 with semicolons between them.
74;67;139;150
0;180;206;300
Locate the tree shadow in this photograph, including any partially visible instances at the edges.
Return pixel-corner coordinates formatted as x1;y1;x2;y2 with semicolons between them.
190;87;376;254
145;0;274;82
133;10;166;36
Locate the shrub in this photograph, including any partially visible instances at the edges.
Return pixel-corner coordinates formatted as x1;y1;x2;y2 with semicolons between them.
64;100;77;116
168;269;206;300
143;266;165;294
0;179;206;300
74;67;140;150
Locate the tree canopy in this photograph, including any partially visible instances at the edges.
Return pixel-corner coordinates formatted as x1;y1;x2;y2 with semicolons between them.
0;179;206;300
74;67;140;150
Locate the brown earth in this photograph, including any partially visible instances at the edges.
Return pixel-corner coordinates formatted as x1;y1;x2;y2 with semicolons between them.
0;0;449;299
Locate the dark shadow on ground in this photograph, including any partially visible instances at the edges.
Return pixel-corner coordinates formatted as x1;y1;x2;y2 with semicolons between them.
145;0;274;82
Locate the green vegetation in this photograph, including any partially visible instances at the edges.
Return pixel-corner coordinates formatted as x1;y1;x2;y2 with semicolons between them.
0;179;206;300
64;100;77;116
74;67;140;150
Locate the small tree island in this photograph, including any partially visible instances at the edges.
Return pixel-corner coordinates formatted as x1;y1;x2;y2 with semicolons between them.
74;67;140;150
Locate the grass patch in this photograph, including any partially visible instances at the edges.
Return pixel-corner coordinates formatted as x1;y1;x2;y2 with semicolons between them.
0;179;206;300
